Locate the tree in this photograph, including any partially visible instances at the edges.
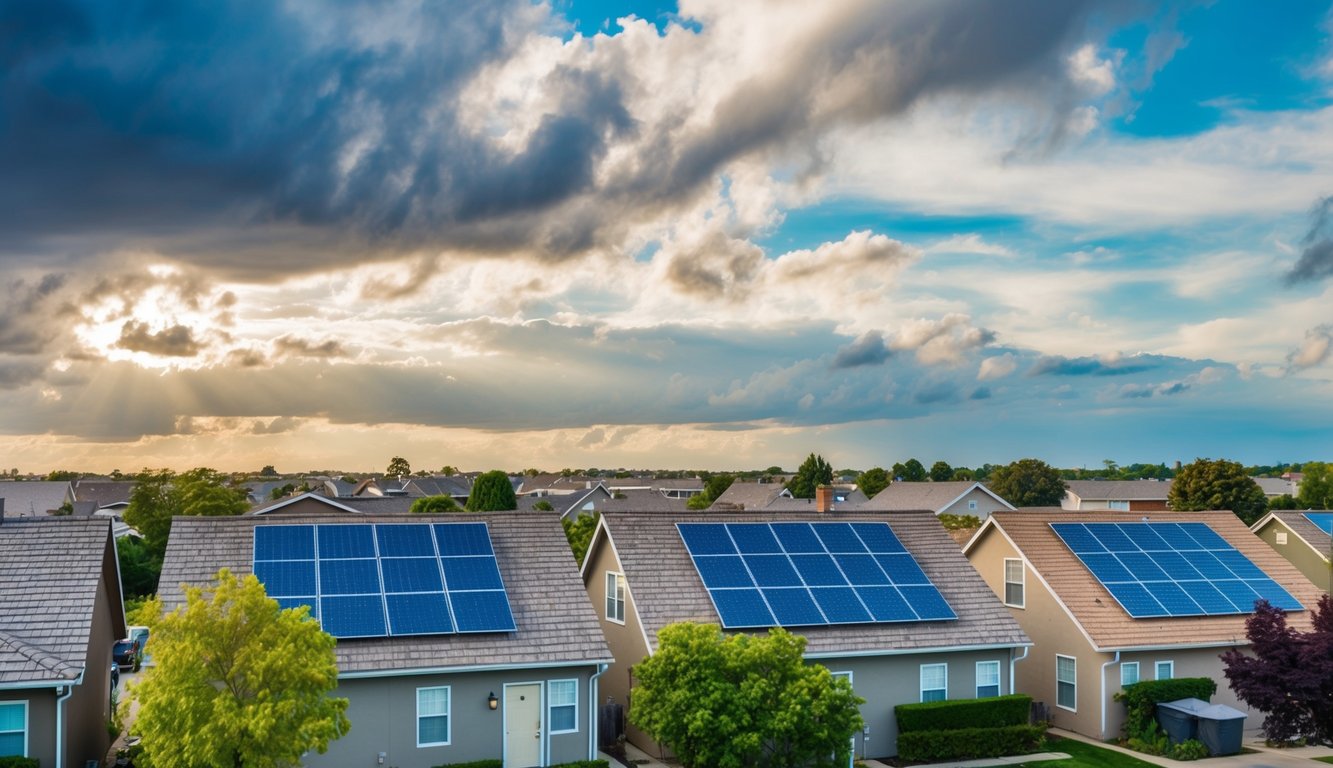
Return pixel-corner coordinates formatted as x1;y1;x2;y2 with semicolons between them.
987;458;1067;507
118;536;164;600
126;468;248;555
385;456;411;478
1169;458;1267;524
410;495;459;514
1297;462;1333;510
1267;494;1301;512
465;470;517;511
562;512;600;566
532;500;554;511
630;622;862;768
890;459;926;482
928;461;953;483
258;465;278;477
855;467;890;499
46;469;80;481
788;454;833;499
951;467;975;481
131;570;349;768
440;465;458;475
1222;595;1333;744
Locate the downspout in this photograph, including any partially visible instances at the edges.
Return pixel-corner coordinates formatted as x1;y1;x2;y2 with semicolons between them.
55;668;84;768
1009;646;1029;695
588;663;608;760
1100;652;1121;740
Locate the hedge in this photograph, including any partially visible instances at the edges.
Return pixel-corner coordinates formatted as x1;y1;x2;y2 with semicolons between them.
552;762;610;768
895;694;1032;733
897;724;1046;762
0;757;39;768
433;760;606;768
1114;677;1217;740
432;761;501;768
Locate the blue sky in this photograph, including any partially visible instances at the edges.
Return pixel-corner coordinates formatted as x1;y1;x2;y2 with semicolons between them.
0;0;1330;473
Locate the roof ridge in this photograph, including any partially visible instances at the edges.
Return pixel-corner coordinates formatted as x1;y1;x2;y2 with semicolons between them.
0;629;80;679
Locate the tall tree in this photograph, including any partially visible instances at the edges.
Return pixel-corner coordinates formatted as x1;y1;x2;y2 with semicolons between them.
1169;457;1267;524
562;512;600;566
928;461;953;482
1297;462;1333;510
788;454;834;499
630;622;862;768
126;468;248;555
465;470;518;511
856;467;891;499
131;570;350;768
892;459;927;482
118;535;164;600
987;458;1067;507
385;456;411;478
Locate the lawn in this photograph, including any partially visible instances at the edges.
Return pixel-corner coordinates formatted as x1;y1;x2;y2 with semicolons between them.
1312;757;1333;765
1016;736;1161;768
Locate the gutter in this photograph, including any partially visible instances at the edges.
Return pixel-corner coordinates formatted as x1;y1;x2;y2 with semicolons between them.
1100;652;1121;740
1009;646;1029;695
55;667;85;768
805;641;1031;661
1097;640;1240;653
588;663;608;760
337;658;614;680
0;679;76;690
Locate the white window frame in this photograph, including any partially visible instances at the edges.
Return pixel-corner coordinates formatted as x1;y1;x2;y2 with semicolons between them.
1056;655;1077;712
547;679;579;735
968;499;978;511
1003;559;1025;608
0;701;27;758
920;663;948;703
975;660;1001;698
1155;660;1174;680
1107;500;1130;511
1121;662;1140;687
1276;531;1288;545
416;686;451;747
605;572;626;625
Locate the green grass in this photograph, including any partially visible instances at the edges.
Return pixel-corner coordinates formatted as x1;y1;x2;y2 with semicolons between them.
1311;757;1333;764
1016;736;1161;768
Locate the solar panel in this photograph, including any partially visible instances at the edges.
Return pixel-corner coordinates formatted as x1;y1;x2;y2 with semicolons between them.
1051;522;1303;618
677;521;956;629
252;523;516;639
1303;512;1333;534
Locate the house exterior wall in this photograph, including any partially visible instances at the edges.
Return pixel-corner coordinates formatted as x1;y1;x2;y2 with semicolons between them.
1107;647;1258;737
310;666;596;768
0;689;55;766
1254;519;1331;593
582;531;655;752
941;488;1008;520
259;497;353;515
1062;496;1169;512
63;541;121;767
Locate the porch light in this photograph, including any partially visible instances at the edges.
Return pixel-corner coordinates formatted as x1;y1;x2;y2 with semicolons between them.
488;692;498;710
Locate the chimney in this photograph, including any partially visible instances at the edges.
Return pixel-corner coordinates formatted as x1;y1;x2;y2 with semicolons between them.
816;485;833;514
0;497;5;525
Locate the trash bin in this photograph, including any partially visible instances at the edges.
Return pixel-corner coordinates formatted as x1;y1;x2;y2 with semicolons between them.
1155;698;1206;744
1195;703;1246;756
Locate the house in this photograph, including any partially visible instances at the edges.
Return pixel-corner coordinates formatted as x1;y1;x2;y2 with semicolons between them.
159;511;611;768
1251;511;1332;593
1251;477;1299;499
866;481;1014;520
0;481;71;517
709;481;793;510
1061;480;1172;512
581;509;1030;760
402;476;474;503
66;480;136;512
963;509;1325;740
250;491;418;516
0;503;126;767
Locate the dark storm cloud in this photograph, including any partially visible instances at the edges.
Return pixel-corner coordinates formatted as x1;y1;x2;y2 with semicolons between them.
913;381;959;405
0;274;67;354
831;331;892;369
273;335;349;359
116;321;201;357
970;386;992;400
1284;196;1333;285
1029;355;1157;377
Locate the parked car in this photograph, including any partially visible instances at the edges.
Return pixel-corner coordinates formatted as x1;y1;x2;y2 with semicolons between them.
127;625;151;666
112;637;141;672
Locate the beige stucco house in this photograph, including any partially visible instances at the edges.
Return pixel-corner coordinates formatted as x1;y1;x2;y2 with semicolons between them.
1250;511;1332;593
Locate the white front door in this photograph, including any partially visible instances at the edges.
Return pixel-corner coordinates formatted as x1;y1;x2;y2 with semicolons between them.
505;683;543;767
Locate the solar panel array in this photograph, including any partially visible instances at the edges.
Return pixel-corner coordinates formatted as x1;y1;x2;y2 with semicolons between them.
677;521;956;629
252;523;517;639
1303;512;1333;535
1050;521;1303;618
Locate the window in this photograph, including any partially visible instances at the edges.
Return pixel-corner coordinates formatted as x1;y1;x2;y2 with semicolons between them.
920;663;947;702
1155;661;1174;680
0;702;25;758
968;499;978;511
1056;655;1077;711
548;679;578;734
1003;559;1025;607
417;687;450;747
1107;500;1130;511
1276;531;1288;545
605;572;626;624
1121;662;1140;687
976;661;1001;698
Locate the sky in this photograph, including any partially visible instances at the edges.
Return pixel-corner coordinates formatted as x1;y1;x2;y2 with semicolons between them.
1;0;1332;474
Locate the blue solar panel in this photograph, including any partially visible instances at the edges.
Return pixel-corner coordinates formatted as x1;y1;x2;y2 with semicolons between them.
320;559;382;595
449;590;517;633
386;593;454;635
376;524;437;557
1304;512;1333;534
1052;522;1303;619
677;522;955;629
253;560;317;597
380;557;444;593
441;556;506;591
320;595;387;638
434;523;495;557
318;525;376;558
254;525;315;561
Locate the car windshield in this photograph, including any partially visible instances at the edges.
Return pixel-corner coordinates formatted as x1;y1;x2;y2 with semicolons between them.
114;640;134;652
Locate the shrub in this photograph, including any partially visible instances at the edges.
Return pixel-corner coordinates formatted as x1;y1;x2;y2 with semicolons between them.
1114;677;1216;741
1170;739;1210;761
895;694;1031;733
431;761;502;768
0;757;40;768
551;761;610;768
896;724;1046;761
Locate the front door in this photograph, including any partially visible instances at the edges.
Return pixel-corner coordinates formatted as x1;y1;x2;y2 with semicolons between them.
505;683;543;767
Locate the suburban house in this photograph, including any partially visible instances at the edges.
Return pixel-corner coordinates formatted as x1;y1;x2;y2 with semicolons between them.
1251;511;1332;593
1061;480;1172;511
964;509;1324;740
401;476;474;503
865;481;1014;520
250;491;418;516
159;511;611;768
0;504;126;767
581;509;1030;761
709;481;793;510
65;480;136;513
1251;477;1300;499
0;481;71;517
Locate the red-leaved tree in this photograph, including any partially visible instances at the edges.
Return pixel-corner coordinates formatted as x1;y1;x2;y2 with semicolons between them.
1222;595;1333;744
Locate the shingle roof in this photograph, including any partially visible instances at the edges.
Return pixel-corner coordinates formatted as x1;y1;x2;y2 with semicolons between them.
1263;511;1331;561
0;481;72;517
710;482;788;510
598;510;1029;656
594;489;690;514
159;513;611;674
71;480;135;508
1064;480;1172;501
0;517;119;684
1252;478;1298;497
865;481;1011;512
981;509;1324;650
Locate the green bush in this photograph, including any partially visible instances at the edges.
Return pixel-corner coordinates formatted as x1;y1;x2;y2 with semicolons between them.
1170;739;1210;761
897;724;1046;761
895;694;1031;733
0;757;40;768
1114;677;1216;741
551;761;610;768
431;760;501;768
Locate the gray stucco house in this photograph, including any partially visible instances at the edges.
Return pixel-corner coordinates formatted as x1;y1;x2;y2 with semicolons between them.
0;509;126;767
160;511;612;768
582;510;1031;761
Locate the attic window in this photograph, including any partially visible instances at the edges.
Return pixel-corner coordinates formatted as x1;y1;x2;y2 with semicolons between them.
1276;531;1288;545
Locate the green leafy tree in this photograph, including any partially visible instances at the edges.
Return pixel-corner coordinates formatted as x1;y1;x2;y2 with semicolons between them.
630;622;862;768
532;500;555;511
440;465;458;475
892;459;927;482
465;470;518;511
46;469;81;481
1297;462;1333;510
385;456;411;478
987;458;1067;507
788;454;834;499
258;465;278;477
928;461;953;482
1267;494;1301;512
1169;458;1267;525
409;495;459;514
131;570;349;768
126;468;248;555
118;536;164;600
855;467;890;499
951;467;975;481
562;512;600;566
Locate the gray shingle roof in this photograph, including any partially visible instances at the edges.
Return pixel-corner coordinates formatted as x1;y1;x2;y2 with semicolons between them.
0;517;119;684
598;510;1029;656
866;481;1011;512
71;480;135;508
159;513;611;675
710;482;789;510
1064;479;1173;501
0;481;72;517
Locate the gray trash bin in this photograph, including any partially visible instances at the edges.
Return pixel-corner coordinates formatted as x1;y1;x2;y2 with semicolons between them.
1155;698;1207;743
1196;703;1246;756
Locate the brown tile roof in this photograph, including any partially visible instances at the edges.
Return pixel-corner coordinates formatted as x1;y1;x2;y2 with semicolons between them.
983;509;1324;650
1064;480;1172;501
159;513;611;675
599;510;1029;657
